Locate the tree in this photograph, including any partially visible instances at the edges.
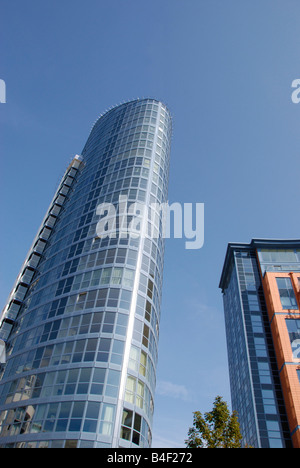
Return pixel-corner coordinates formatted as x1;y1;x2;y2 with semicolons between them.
185;396;243;448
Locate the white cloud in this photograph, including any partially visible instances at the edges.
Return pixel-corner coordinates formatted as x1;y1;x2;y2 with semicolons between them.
156;380;190;401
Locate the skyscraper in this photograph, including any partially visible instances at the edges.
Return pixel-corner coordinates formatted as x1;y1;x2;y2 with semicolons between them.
0;99;172;448
220;239;300;448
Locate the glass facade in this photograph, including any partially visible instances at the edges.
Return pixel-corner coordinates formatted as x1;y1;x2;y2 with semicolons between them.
0;99;172;448
257;249;300;274
219;240;298;448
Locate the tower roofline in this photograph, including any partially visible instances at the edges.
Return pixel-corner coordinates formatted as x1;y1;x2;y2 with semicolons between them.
219;238;300;291
90;97;172;129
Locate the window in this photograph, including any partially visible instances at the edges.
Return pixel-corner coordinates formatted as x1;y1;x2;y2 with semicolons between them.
125;376;136;404
15;284;28;301
276;278;298;309
260;249;297;263
83;402;100;433
105;369;120;397
65;440;78;449
99;403;115;437
100;268;112;285
75;292;87;311
139;351;147;376
120;409;133;441
107;289;120;307
285;319;300;359
111;267;123;285
97;338;111;362
136;381;145;409
123;269;135;288
120;408;150;447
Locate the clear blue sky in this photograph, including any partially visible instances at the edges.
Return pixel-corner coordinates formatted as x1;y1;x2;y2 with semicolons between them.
1;0;300;447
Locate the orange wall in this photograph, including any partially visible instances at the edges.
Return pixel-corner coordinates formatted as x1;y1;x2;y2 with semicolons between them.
260;271;300;448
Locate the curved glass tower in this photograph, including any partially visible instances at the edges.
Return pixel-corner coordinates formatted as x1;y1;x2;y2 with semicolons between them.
0;99;172;448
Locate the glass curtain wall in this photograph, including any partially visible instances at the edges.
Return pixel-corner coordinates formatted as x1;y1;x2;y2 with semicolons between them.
0;99;172;448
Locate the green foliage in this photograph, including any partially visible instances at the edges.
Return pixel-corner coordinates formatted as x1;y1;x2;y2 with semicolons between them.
185;396;243;448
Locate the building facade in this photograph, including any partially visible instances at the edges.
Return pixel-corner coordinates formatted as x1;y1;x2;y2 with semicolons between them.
0;98;172;448
220;239;300;448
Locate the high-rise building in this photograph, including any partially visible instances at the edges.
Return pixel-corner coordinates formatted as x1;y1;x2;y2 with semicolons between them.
0;98;172;448
220;239;300;448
